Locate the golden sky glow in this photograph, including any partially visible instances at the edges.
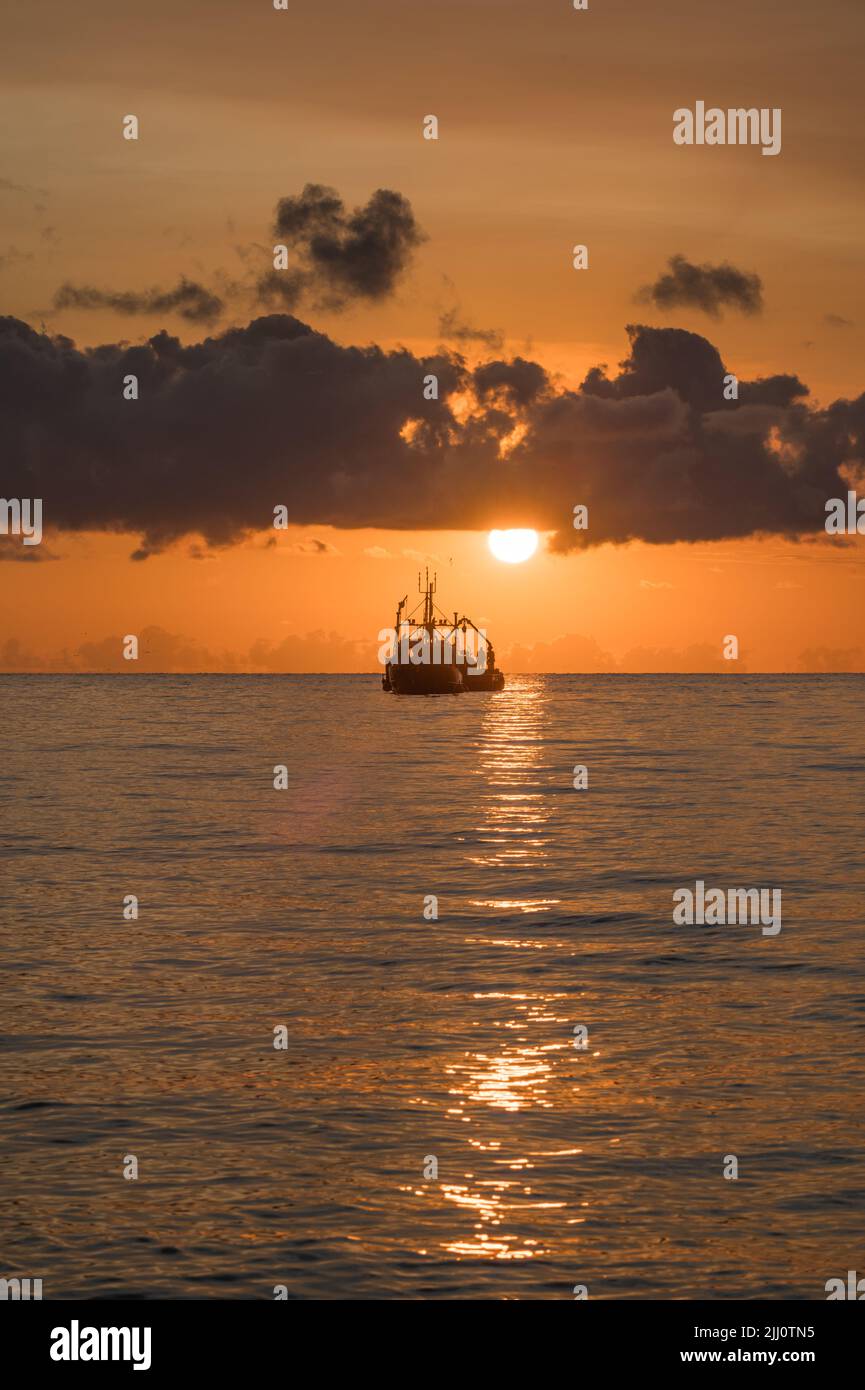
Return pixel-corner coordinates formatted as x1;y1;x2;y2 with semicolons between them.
1;0;863;670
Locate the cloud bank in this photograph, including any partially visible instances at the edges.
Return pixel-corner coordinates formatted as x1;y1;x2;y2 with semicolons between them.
3;626;861;674
1;310;861;558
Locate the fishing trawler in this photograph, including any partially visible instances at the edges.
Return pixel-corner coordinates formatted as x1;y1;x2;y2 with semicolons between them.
381;569;505;695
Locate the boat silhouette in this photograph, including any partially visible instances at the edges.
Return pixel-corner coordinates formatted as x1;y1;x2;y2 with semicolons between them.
381;569;505;695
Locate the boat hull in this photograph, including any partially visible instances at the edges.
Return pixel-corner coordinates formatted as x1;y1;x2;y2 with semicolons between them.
383;662;505;694
384;661;464;695
461;667;505;691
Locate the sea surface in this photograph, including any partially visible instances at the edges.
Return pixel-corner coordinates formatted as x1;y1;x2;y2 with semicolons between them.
1;674;863;1300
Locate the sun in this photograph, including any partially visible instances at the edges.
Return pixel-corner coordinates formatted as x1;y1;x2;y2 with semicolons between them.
488;528;539;564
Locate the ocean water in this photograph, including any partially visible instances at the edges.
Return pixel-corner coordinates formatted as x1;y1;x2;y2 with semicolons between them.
1;673;863;1300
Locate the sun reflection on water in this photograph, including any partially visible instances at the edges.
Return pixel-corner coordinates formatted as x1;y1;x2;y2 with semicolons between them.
402;1178;564;1260
417;680;589;1263
467;678;553;869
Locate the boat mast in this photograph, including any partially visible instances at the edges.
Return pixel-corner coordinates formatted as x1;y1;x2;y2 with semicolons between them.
421;566;436;628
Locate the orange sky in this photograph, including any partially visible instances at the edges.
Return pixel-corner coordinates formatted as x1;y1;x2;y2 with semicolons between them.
1;0;863;671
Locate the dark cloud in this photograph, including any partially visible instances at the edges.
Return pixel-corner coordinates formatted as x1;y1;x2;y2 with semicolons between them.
639;254;763;318
0;313;860;557
255;268;307;311
824;313;854;329
472;356;550;409
52;277;223;324
580;325;806;414
438;308;504;351
263;184;425;309
50;186;425;325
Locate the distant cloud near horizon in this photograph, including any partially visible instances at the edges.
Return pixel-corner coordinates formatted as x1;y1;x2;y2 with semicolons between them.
639;254;763;318
0;626;374;674
3;626;860;674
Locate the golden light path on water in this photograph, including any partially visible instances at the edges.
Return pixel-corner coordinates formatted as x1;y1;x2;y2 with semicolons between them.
419;680;595;1262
